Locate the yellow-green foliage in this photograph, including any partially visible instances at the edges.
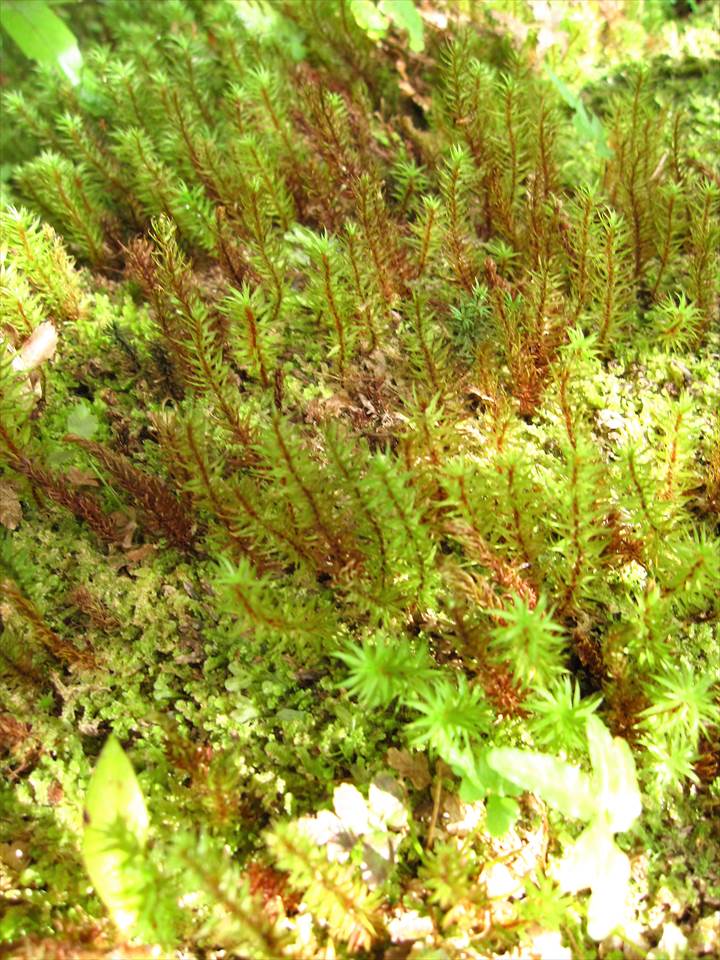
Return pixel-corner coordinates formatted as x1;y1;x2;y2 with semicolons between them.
1;0;718;955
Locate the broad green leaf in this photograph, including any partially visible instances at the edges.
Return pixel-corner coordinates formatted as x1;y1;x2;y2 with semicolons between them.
544;66;582;111
486;747;596;821
67;402;99;439
448;746;522;802
350;0;390;40
586;716;641;833
545;66;612;159
573;105;613;159
485;794;520;837
82;736;149;932
0;1;82;84
458;772;485;803
379;0;425;52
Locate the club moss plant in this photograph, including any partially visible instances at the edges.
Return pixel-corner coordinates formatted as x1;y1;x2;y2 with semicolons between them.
0;0;718;956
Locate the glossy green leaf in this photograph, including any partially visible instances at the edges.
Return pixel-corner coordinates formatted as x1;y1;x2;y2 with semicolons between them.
350;0;390;40
485;794;520;837
545;67;612;159
458;772;485;803
448;746;523;803
0;1;82;84
379;0;425;52
486;747;596;821
82;736;149;933
544;66;582;111
573;105;614;160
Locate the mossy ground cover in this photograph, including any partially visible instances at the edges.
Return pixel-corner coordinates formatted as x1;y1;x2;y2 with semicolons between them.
0;1;719;957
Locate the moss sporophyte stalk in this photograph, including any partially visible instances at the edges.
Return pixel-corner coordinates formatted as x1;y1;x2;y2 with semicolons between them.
0;0;718;956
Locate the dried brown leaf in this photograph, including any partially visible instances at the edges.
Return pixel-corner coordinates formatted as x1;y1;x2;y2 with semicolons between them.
0;481;22;530
125;543;156;563
386;747;431;790
65;467;100;487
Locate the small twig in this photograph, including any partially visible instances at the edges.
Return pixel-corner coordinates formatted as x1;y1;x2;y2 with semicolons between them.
425;768;443;849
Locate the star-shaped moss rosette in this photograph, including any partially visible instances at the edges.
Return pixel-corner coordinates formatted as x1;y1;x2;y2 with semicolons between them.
295;776;409;888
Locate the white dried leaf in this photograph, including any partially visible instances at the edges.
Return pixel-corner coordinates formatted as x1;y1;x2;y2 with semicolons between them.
523;927;572;960
360;832;395;888
481;860;525;900
333;783;370;835
296;809;343;847
387;909;434;943
444;795;484;836
368;775;407;830
296;810;355;863
14;322;58;372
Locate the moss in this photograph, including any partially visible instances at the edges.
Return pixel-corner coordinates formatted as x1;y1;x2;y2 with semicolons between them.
1;0;718;955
